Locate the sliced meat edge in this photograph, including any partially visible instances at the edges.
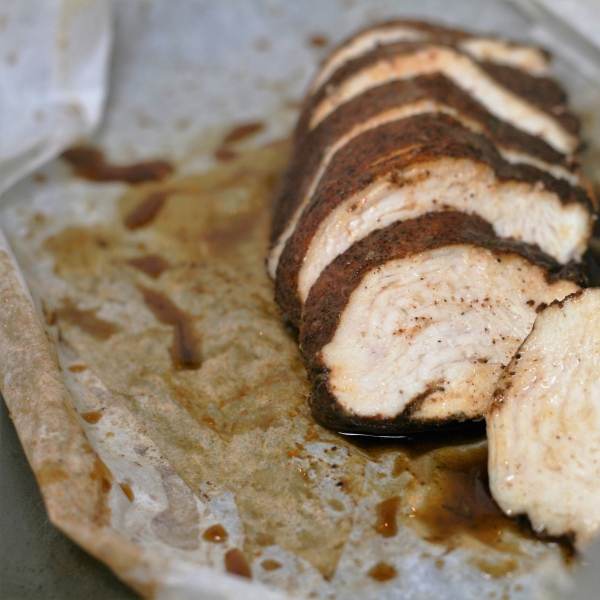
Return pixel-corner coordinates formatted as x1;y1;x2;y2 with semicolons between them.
487;288;600;549
311;20;550;93
300;211;581;434
274;115;592;324
307;45;578;154
268;75;577;278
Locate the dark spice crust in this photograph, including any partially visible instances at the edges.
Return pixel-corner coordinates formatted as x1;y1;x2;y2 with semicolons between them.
274;113;591;324
478;62;579;135
537;288;585;314
351;19;472;44
308;380;484;435
270;74;571;245
299;211;584;434
296;40;428;140
296;40;576;143
329;19;549;59
308;387;484;435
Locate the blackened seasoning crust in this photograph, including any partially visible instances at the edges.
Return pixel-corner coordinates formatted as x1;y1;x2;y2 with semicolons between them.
358;19;471;45
299;211;584;434
296;40;578;150
274;113;591;324
478;62;579;135
268;20;590;437
270;74;572;246
296;41;431;138
311;19;551;95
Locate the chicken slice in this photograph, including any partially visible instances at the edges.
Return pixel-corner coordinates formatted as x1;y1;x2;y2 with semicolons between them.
299;212;582;434
477;61;580;136
305;43;578;154
268;75;576;280
311;20;550;93
487;288;600;549
458;37;550;75
274;115;592;325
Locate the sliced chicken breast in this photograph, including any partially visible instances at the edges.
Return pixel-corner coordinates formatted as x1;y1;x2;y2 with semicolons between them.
477;61;580;136
275;115;592;324
299;212;582;434
310;23;429;93
458;37;550;75
311;20;550;93
495;148;578;184
268;75;576;280
304;43;578;154
487;288;600;549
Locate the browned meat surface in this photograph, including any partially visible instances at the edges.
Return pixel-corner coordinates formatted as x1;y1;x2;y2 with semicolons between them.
312;20;550;94
274;114;591;324
268;20;592;437
299;212;582;434
267;74;577;279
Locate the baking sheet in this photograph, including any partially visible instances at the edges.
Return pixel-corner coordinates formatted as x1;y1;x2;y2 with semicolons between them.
1;1;599;599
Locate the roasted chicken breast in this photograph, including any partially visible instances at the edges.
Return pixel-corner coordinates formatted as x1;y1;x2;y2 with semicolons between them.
311;20;551;93
299;212;582;434
275;114;591;324
301;42;579;154
269;20;593;437
267;75;578;281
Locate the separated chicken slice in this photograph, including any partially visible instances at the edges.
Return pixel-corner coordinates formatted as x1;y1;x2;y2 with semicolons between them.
275;115;592;325
458;37;550;75
311;19;550;93
487;288;600;549
299;212;582;435
268;75;577;280
300;42;578;154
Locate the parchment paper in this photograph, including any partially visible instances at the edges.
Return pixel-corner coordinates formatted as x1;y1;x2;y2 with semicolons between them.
1;1;599;599
0;0;112;195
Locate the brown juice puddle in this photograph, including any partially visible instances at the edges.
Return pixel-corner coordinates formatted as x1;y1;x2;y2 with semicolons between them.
374;496;401;537
215;122;264;161
261;559;282;571
137;285;202;370
43;228;118;279
62;147;173;184
411;442;524;552
120;482;135;502
204;210;260;255
222;122;264;144
124;191;172;229
128;254;171;278
203;524;228;543
225;548;252;579
91;455;113;495
68;364;87;372
215;147;238;161
350;427;560;557
55;299;119;340
309;34;329;48
470;556;519;578
368;562;397;582
81;411;103;424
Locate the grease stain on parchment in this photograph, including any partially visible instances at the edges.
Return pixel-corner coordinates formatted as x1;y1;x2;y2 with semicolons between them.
62;147;173;184
55;299;119;340
39;141;571;588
